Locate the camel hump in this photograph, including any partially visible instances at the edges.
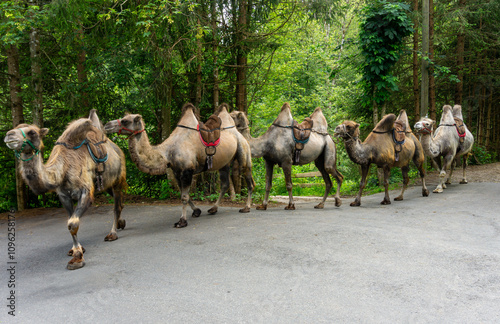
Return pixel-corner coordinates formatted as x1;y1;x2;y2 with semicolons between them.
373;114;396;133
440;105;455;124
280;102;291;112
452;104;464;120
397;109;412;133
88;109;102;131
216;103;231;114
181;102;200;120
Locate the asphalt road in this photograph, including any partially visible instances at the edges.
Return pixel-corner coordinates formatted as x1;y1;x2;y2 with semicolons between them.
1;182;500;323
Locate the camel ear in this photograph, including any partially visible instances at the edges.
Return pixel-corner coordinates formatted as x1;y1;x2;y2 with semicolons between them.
134;116;142;123
40;128;49;138
355;123;360;129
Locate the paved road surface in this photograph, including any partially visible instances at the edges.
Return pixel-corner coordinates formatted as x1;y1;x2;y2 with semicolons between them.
1;183;500;323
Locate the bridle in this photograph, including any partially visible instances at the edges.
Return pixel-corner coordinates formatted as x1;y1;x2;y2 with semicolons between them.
116;119;145;138
337;124;358;142
14;129;39;161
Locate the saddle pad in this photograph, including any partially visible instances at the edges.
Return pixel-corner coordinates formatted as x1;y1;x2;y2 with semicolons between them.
292;118;314;143
393;120;406;143
454;117;466;136
199;115;222;146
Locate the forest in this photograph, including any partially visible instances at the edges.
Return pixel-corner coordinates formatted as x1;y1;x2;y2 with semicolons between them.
1;0;499;212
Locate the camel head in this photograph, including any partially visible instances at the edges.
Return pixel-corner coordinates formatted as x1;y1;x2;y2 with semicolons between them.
104;114;145;137
229;110;250;131
414;117;435;135
4;124;48;159
334;120;360;141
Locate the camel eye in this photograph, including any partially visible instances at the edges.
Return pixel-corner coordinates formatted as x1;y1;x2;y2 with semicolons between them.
122;120;130;126
134;116;141;123
28;130;35;136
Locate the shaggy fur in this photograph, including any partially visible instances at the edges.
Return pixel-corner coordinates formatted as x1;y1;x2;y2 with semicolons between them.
334;110;429;206
230;103;343;210
4;112;127;270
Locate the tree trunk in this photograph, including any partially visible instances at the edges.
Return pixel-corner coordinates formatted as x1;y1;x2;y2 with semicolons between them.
454;0;466;105
77;28;89;111
420;0;430;118
7;45;27;211
485;85;492;149
211;0;219;110
428;0;436;121
196;18;203;106
235;0;248;113
412;0;420;124
29;0;43;127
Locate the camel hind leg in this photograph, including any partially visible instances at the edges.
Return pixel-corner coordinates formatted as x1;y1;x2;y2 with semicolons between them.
208;165;231;215
104;186;125;242
445;159;457;185
282;162;295;210
321;141;343;208
239;165;254;213
257;160;274;210
351;164;370;207
434;155;454;193
460;154;469;184
380;166;391;205
174;169;194;228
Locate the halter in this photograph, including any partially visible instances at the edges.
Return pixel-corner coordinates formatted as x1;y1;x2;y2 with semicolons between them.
337;124;358;142
116;119;145;138
14;129;40;161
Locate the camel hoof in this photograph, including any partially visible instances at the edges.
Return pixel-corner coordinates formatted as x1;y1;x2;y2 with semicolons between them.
256;204;267;211
422;189;429;197
445;180;451;185
207;206;218;215
192;209;202;218
335;198;342;207
117;219;126;230
350;201;360;207
433;188;443;193
380;199;391;205
394;196;403;201
314;203;324;209
174;219;188;228
442;183;447;189
67;251;85;270
67;247;85;256
460;180;468;184
239;207;250;213
104;232;118;242
284;204;295;210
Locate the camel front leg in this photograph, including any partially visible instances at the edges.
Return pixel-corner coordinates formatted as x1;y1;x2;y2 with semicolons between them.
66;189;93;270
208;166;230;215
380;166;391;205
104;187;125;242
257;160;274;210
394;166;409;201
460;155;469;184
282;163;295;210
351;165;370;206
174;169;194;228
445;159;457;185
434;155;454;193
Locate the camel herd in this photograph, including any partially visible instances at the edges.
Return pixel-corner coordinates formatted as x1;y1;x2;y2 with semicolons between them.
3;103;474;270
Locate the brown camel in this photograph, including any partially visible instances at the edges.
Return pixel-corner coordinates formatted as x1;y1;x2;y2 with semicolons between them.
230;103;343;210
4;110;127;270
104;103;254;228
334;110;429;206
414;104;474;193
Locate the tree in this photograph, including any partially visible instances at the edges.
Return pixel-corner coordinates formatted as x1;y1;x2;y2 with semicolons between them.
358;0;413;125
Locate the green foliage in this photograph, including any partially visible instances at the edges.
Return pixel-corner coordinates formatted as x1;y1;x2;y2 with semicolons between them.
358;0;413;108
471;145;498;165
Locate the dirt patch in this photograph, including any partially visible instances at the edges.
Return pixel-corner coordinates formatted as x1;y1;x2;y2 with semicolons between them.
422;161;500;184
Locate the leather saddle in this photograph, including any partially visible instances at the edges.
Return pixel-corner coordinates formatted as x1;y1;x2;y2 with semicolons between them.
392;120;406;161
454;117;466;143
292;118;314;164
198;114;222;169
86;131;108;174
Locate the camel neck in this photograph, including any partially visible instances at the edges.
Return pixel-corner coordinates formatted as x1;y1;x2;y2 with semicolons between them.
419;133;440;158
343;138;370;165
20;150;63;195
128;131;169;175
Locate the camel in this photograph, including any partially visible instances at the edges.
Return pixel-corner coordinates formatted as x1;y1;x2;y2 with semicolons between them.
414;104;474;193
4;110;127;270
104;103;254;228
334;110;429;206
230;103;343;210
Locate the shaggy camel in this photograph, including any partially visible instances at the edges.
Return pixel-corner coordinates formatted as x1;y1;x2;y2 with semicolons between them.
104;103;254;228
4;110;127;270
334;110;429;206
230;103;343;210
414;104;474;193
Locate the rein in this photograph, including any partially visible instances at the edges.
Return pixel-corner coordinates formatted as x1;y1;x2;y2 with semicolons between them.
55;139;108;164
15;129;40;162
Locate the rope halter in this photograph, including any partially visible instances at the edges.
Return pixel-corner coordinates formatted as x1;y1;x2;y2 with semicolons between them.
14;129;40;161
117;119;145;138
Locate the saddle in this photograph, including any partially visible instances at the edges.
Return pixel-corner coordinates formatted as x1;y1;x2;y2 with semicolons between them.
392;120;406;162
454;117;466;144
198;115;222;170
292;118;314;164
